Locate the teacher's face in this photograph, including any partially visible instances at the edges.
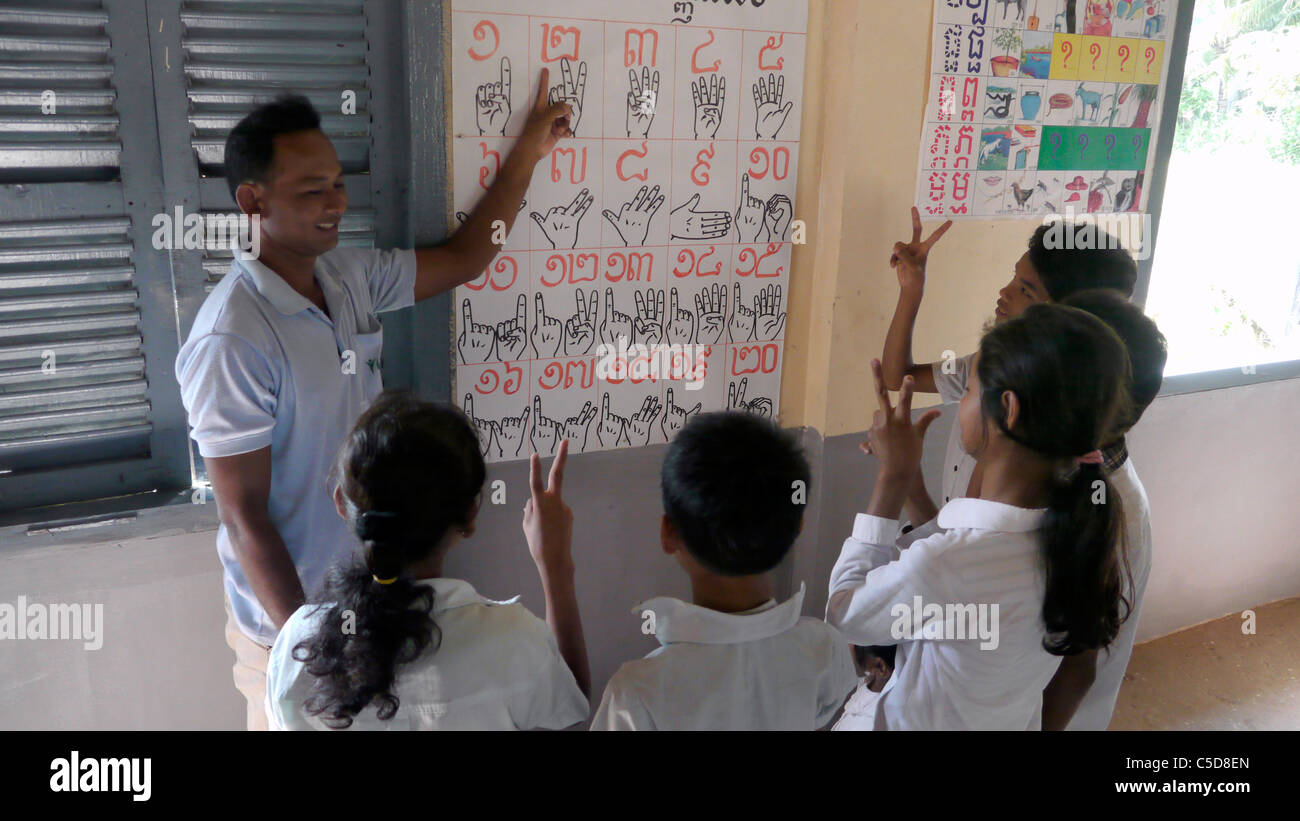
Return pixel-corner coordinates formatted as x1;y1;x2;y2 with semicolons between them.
239;129;348;258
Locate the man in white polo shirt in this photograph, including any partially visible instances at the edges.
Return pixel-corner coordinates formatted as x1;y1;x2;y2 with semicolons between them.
176;74;574;729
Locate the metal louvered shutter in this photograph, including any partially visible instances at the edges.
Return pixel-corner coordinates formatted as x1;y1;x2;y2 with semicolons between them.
0;1;190;518
147;0;382;346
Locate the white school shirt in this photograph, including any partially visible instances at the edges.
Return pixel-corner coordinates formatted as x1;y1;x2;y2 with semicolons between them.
591;584;858;731
1067;455;1152;730
175;248;416;646
827;500;1063;730
265;577;589;730
932;353;978;505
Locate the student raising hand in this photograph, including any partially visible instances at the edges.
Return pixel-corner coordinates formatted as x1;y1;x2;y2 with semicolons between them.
890;207;952;296
522;440;591;696
863;359;940;520
524;439;573;572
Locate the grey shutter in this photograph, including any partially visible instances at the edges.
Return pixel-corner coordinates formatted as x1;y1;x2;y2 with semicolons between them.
147;0;381;344
0;0;190;519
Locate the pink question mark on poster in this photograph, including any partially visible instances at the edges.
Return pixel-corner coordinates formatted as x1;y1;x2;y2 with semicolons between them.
1061;40;1073;70
1118;44;1131;72
1090;42;1102;70
1144;46;1156;72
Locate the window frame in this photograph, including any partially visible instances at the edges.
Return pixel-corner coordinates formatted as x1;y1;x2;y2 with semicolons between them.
1136;0;1300;397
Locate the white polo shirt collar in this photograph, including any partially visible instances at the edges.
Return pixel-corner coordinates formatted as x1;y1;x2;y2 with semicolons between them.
937;498;1046;532
415;578;521;613
634;582;807;646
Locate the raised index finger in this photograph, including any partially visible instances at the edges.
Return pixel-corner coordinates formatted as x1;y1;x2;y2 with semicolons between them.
529;450;544;497
870;358;893;416
534;67;550;110
897;375;915;421
923;219;954;251
910;206;922;245
501;56;511;99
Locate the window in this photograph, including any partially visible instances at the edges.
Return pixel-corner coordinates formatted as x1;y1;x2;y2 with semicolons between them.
1144;0;1300;386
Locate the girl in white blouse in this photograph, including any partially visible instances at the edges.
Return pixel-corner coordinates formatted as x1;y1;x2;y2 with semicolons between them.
266;391;590;730
828;304;1134;730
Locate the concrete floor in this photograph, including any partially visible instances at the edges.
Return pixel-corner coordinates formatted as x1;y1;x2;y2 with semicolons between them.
1110;597;1300;730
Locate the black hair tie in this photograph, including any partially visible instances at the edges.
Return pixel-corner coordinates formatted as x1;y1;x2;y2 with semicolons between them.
357;510;400;541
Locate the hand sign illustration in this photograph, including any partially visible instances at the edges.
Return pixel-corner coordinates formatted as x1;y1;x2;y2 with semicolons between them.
530;292;563;358
755;283;786;341
560;400;597;452
753;73;793;139
530;395;562;455
695;282;728;345
464;393;499;458
548;57;587;136
661;387;702;441
495;402;531;458
627;395;663;446
735;173;770;244
476;56;511;136
458;298;497;364
599;287;635;345
495;293;528;361
603;184;664;247
665;287;697;345
764;193;793;241
564;289;599;356
597;392;631;448
670;193;731;241
728;378;774;419
729;281;755;343
692;75;725;140
627;66;660;138
634;288;665;345
531;188;593;250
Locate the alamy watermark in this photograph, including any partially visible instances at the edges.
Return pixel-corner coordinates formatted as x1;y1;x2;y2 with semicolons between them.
0;596;103;650
1039;207;1152;261
890;595;1000;650
151;207;260;260
594;339;710;391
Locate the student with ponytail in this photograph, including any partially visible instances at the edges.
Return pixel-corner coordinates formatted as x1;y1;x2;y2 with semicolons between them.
265;390;590;730
827;303;1133;730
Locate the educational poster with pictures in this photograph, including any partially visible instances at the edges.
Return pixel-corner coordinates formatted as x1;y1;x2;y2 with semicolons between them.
916;0;1178;218
451;0;807;462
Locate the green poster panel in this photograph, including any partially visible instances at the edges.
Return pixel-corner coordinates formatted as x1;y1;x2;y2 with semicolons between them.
1039;127;1151;171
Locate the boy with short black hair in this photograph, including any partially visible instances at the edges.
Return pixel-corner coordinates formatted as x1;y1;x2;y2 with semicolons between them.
592;412;857;730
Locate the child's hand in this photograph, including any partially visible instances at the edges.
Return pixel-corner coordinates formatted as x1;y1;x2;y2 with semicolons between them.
523;439;574;577
863;359;941;484
890;207;952;296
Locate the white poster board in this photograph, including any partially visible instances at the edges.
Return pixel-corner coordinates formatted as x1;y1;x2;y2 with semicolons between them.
451;0;809;462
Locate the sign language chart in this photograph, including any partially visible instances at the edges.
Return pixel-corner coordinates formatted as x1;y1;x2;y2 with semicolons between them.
452;0;808;462
916;0;1177;218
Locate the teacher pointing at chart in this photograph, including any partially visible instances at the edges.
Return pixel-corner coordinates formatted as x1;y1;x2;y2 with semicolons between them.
175;67;573;730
